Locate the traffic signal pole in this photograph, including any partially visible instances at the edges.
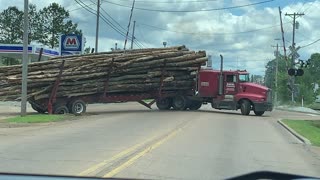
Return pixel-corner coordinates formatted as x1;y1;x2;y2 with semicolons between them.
285;12;304;102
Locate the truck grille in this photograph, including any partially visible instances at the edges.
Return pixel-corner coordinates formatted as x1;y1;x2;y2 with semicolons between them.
267;89;272;103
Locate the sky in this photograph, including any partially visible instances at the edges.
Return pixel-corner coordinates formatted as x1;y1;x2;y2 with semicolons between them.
0;0;319;75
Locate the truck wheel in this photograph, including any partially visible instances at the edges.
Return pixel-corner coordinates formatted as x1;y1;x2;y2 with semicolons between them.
31;104;46;114
172;95;187;110
156;98;172;110
254;110;264;116
69;99;86;115
189;101;202;110
240;100;251;115
53;105;69;114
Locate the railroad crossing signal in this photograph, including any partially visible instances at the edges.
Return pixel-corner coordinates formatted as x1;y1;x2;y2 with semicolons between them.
288;68;304;76
288;46;300;60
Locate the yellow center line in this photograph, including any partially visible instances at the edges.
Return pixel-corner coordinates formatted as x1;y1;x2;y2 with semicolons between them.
78;134;158;176
103;128;182;178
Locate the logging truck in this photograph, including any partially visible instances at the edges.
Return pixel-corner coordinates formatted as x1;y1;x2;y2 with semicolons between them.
28;54;272;116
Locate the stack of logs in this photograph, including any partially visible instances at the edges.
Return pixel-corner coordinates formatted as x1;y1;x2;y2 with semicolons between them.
0;45;207;101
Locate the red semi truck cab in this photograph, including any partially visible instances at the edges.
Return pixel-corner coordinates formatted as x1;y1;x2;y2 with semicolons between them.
197;69;273;116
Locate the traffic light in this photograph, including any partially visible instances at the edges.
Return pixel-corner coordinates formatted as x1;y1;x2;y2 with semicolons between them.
288;68;304;76
296;69;304;76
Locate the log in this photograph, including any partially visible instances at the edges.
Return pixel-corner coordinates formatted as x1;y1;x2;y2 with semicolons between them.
0;45;207;101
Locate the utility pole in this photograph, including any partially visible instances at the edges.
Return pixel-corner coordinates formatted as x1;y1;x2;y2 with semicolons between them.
285;12;304;102
124;0;135;50
278;7;287;65
271;43;279;106
275;43;279;106
130;20;136;49
21;0;29;116
272;38;282;106
95;0;100;53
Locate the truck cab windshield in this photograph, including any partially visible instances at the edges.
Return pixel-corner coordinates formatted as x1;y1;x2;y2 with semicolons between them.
239;74;250;82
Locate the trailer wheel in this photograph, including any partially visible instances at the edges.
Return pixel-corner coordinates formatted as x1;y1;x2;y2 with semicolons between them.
240;100;251;115
172;95;188;110
189;101;202;110
156;98;172;110
53;105;69;114
254;110;264;116
31;104;46;114
69;99;86;115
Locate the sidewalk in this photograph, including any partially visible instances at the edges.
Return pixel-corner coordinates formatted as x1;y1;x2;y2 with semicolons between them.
276;106;320;115
0;101;35;123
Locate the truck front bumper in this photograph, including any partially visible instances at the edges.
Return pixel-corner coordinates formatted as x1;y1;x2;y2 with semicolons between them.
253;102;273;112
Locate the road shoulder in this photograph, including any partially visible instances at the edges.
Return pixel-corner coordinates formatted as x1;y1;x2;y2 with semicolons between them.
277;119;311;145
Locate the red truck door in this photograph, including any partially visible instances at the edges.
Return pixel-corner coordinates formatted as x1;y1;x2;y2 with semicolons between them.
224;74;237;95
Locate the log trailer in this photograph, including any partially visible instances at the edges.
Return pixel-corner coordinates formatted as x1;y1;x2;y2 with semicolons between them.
29;55;272;116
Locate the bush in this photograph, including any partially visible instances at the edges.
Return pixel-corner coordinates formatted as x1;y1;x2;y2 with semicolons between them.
307;103;320;110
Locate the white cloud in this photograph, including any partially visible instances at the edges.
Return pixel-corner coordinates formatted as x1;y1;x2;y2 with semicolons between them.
1;0;320;75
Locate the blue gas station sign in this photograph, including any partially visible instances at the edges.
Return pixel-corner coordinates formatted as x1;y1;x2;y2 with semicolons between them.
59;35;84;56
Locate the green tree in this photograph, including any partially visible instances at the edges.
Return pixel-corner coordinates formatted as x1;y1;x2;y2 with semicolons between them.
0;57;20;66
295;68;314;104
27;4;42;44
0;6;23;43
265;55;291;104
38;3;81;48
0;6;24;66
308;53;320;84
265;53;320;105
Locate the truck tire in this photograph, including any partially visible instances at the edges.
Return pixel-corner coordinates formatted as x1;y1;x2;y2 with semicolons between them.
53;105;69;114
240;100;251;115
156;98;172;110
172;95;188;110
68;99;86;115
31;104;46;114
189;101;202;110
254;110;264;116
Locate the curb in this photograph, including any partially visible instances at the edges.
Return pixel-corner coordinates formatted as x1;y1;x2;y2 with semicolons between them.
276;107;320;115
277;119;311;145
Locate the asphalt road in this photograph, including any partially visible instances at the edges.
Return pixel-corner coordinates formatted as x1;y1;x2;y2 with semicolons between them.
0;103;320;179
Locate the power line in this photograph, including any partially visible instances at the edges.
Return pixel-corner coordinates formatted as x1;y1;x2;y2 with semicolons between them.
136;24;152;46
99;6;127;32
102;0;274;13
75;0;126;36
301;38;320;48
89;0;147;48
112;0;219;3
70;0;95;11
75;0;146;48
301;0;318;14
137;22;289;36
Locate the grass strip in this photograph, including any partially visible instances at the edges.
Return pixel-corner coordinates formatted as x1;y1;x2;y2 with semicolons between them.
282;119;320;146
6;114;66;123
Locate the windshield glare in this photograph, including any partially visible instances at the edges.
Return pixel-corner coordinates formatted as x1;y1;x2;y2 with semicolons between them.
239;74;250;82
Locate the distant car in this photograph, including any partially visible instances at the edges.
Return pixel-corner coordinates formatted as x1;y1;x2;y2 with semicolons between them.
315;95;320;103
